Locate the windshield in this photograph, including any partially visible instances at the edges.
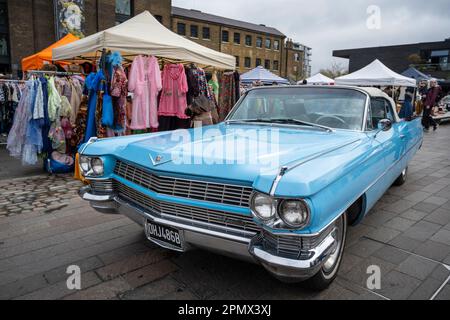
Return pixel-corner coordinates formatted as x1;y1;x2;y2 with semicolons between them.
228;87;368;131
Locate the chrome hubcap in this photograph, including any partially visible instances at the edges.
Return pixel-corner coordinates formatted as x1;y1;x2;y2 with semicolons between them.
323;218;344;274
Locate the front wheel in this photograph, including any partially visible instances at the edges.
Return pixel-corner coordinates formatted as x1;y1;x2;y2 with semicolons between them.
393;167;408;186
304;213;347;291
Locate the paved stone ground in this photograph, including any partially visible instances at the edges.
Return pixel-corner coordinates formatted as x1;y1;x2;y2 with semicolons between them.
0;124;450;300
0;145;43;181
0;175;82;217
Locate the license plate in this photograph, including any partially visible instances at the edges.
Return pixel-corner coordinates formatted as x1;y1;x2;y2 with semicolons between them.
145;221;183;250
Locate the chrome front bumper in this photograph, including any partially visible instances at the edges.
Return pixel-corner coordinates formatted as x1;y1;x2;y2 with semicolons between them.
79;186;337;281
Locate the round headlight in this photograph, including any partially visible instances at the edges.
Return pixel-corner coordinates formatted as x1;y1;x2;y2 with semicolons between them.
79;156;91;173
251;193;276;221
279;200;310;228
91;158;104;176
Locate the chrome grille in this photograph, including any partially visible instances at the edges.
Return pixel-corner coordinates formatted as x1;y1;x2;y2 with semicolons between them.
114;160;252;207
90;179;115;194
115;181;260;237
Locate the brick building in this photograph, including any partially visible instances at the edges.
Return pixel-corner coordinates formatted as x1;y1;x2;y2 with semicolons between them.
171;7;311;80
2;0;311;81
172;7;285;76
283;39;312;82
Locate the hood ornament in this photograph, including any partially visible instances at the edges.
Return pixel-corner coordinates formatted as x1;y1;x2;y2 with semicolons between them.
149;154;171;166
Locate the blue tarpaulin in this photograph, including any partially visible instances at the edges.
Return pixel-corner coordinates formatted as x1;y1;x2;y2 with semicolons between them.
401;67;432;81
241;66;290;85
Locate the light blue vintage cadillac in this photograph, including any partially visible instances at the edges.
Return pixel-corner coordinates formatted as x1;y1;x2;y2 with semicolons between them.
79;86;423;290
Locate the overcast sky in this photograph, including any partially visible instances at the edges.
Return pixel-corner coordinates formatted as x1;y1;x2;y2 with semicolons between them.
173;0;450;74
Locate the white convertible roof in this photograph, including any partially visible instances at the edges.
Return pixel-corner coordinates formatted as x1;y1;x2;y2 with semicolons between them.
53;11;236;70
359;87;391;98
359;87;401;122
335;59;417;87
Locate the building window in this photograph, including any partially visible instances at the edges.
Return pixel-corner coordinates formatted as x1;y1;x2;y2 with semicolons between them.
256;37;262;48
0;1;10;73
235;56;240;67
273;60;279;71
154;15;163;24
116;0;133;24
256;58;261;67
245;57;251;68
234;32;241;45
222;30;229;42
294;53;300;62
265;39;271;49
190;25;199;38
274;40;280;51
177;23;186;36
265;59;270;69
245;35;252;46
202;27;210;40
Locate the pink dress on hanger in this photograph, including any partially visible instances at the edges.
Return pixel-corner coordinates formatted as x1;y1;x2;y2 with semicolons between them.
128;55;162;129
159;64;189;119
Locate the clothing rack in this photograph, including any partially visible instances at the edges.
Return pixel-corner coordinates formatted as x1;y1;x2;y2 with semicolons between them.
26;70;84;77
0;79;26;83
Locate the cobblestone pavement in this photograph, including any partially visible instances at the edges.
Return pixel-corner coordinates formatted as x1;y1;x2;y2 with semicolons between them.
0;175;82;217
0;124;450;300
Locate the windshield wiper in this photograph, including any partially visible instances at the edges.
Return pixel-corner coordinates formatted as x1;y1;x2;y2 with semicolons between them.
268;119;334;132
225;119;275;124
226;118;334;132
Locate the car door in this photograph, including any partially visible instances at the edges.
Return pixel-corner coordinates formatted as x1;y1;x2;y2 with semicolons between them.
369;97;405;181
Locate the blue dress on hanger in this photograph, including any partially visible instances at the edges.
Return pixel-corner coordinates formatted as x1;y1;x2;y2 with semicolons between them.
82;70;106;146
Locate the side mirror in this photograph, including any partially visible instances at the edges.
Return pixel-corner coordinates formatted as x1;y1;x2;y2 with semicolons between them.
377;119;392;132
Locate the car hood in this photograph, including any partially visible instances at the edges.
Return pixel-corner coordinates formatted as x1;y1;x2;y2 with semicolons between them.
83;124;364;194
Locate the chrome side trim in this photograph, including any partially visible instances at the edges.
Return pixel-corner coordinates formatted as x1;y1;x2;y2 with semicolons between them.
270;166;288;197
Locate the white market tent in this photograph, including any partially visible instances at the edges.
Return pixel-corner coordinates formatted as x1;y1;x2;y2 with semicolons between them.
300;73;335;85
241;66;290;85
53;11;236;70
335;59;416;87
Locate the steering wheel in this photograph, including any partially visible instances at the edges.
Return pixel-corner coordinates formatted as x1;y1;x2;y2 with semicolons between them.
316;115;348;128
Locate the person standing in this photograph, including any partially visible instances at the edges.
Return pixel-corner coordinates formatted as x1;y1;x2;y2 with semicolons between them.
422;79;442;131
417;80;428;115
399;87;414;120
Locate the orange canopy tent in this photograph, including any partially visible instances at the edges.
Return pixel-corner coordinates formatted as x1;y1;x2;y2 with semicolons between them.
21;34;79;72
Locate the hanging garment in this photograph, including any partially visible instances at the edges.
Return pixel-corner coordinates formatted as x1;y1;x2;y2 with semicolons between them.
208;78;219;102
69;78;83;124
70;95;88;149
83;71;106;144
7;81;33;158
128;55;162;130
218;72;238;121
159;63;189;120
48;77;62;122
192;67;210;99
185;66;200;106
23;81;42;165
39;77;52;155
110;65;128;133
0;83;21;134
